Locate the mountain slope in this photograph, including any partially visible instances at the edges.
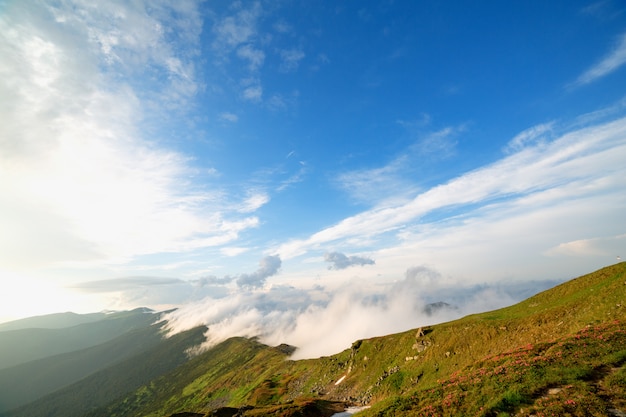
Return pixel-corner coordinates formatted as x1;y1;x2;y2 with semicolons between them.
0;309;158;370
84;262;626;417
0;323;166;412
3;326;207;417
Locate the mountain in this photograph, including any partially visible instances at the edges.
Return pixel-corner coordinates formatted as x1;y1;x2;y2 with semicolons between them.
0;308;159;370
2;263;624;417
4;326;207;417
422;301;457;316
0;312;107;332
0;322;166;412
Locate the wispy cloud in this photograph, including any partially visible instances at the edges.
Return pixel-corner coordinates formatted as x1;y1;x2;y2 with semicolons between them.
70;274;228;310
237;44;265;71
69;255;284;311
504;122;554;153
243;84;263;102
279;48;305;72
335;126;461;205
544;234;626;257
212;2;262;49
273;20;292;33
73;277;185;292
238;192;270;213
207;2;304;109
573;32;626;86
276;161;308;192
279;114;626;260
0;1;259;270
336;161;416;205
219;112;239;123
410;125;461;159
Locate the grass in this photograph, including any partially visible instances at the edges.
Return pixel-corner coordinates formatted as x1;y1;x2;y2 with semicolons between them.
362;319;626;416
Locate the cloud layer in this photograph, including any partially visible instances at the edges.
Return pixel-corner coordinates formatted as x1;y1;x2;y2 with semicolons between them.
163;265;561;359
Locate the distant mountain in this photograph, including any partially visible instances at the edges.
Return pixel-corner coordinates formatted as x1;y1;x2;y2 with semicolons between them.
0;308;158;370
422;301;457;316
0;322;166;412
0;312;108;332
4;326;207;417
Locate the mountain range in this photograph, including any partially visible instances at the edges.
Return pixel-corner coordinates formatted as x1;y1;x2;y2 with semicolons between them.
0;263;624;417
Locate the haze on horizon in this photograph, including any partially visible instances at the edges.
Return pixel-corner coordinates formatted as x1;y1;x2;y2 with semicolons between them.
1;1;625;352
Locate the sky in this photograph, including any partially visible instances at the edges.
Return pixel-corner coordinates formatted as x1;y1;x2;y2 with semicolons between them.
1;0;626;356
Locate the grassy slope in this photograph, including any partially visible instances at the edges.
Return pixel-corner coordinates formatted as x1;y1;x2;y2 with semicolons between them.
70;263;626;416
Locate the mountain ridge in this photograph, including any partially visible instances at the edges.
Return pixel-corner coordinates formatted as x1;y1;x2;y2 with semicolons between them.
1;263;624;417
85;262;626;417
0;309;158;370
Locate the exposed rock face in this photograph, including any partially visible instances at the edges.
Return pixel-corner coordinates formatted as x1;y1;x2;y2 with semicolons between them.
415;327;425;338
274;343;297;355
412;339;432;352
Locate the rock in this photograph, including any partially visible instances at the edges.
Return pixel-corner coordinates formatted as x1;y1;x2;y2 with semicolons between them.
412;339;432;352
415;327;425;338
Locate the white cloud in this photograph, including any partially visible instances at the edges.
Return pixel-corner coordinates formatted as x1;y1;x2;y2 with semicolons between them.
273;20;292;34
221;247;250;257
163;269;550;359
70;274;231;311
267;94;287;111
239;192;270;213
335;126;462;205
504;122;554;153
573;31;626;86
280;48;305;72
336;162;414;205
0;1;258;270
412;126;461;157
219;112;239;122
243;85;263;102
276;169;306;191
278;114;626;260
237;44;265;71
212;2;262;49
544;234;626;257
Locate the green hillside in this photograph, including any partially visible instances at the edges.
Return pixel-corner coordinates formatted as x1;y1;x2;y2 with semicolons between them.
82;262;626;417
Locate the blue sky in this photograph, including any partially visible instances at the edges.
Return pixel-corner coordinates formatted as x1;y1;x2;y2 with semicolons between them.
1;0;626;353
